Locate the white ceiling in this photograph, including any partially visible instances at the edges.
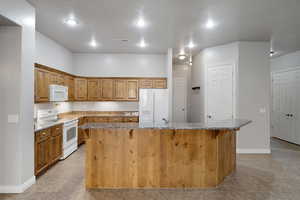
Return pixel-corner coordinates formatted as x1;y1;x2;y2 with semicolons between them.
27;0;300;57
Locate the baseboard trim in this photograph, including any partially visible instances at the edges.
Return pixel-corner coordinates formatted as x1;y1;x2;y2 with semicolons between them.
237;148;271;154
0;176;35;194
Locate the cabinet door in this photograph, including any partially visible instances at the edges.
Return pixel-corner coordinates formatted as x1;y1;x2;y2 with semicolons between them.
153;79;167;88
101;79;114;100
35;136;51;175
127;80;138;100
139;79;153;88
88;79;100;100
65;76;75;101
50;134;62;164
56;74;65;85
35;68;50;102
49;72;58;85
75;78;88;100
114;79;127;99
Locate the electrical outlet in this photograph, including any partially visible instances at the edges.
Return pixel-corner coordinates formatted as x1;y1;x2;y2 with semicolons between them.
8;114;19;123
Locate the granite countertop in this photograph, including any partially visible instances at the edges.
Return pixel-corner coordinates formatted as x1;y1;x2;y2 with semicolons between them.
34;113;139;132
79;119;251;131
34;117;78;132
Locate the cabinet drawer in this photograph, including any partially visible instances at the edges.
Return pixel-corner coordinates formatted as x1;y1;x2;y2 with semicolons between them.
124;117;139;122
108;117;124;123
36;128;51;142
51;124;63;136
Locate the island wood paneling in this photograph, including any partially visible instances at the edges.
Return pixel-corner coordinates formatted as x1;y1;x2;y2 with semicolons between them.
85;129;236;189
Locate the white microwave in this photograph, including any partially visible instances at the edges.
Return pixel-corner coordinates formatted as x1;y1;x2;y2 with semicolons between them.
49;85;68;102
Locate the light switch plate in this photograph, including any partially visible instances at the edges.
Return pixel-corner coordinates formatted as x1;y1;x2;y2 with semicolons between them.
8;114;19;123
259;108;266;114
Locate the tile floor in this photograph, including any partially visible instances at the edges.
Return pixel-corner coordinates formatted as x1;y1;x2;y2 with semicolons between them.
1;137;300;200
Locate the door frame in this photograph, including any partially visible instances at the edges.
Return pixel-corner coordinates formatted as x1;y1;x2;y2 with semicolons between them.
204;61;237;122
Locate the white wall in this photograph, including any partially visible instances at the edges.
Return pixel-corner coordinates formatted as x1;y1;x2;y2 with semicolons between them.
35;32;73;116
190;42;270;153
0;0;36;193
271;50;300;72
36;31;73;74
191;43;239;122
237;42;270;153
73;53;167;77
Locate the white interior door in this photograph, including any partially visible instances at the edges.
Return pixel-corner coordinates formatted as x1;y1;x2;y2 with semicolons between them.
206;64;234;121
173;77;187;122
272;68;300;144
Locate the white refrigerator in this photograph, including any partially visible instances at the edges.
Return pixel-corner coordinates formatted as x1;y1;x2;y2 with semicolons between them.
139;89;169;123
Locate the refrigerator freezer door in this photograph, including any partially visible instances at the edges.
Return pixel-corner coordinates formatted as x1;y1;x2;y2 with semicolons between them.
154;89;169;123
139;89;154;123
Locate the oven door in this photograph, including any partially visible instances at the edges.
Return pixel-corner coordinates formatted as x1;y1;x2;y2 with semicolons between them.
63;122;78;149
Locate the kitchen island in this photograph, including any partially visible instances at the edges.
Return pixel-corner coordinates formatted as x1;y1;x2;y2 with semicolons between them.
81;119;251;189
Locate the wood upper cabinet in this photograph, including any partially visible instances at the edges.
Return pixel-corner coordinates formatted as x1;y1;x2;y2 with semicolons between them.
49;72;65;86
114;79;127;99
34;64;167;102
127;80;138;100
75;78;88;101
139;78;167;89
101;79;114;99
87;79;100;101
35;68;50;102
153;79;167;88
139;79;153;88
65;76;75;101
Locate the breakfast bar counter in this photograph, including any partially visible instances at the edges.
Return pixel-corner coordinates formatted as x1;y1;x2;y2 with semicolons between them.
82;119;251;189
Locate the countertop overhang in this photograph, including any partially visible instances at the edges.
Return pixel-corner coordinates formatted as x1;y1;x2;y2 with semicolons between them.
80;119;251;130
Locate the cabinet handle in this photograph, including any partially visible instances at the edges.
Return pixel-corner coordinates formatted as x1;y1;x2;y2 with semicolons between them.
42;132;46;135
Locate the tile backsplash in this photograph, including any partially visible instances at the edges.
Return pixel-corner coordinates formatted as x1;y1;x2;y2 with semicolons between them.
72;102;139;112
34;101;139;118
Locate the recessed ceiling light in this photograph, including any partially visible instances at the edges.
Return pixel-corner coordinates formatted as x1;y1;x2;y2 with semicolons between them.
188;41;195;49
89;39;98;48
138;39;147;48
178;54;187;60
204;19;217;29
136;17;147;28
64;18;78;27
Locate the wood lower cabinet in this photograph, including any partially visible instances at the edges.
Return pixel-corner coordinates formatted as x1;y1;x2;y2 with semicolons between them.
35;129;51;175
75;78;88;101
35;124;63;176
78;117;86;146
35;68;50;102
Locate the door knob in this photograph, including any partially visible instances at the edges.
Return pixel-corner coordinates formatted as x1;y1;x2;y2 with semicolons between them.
207;115;212;119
